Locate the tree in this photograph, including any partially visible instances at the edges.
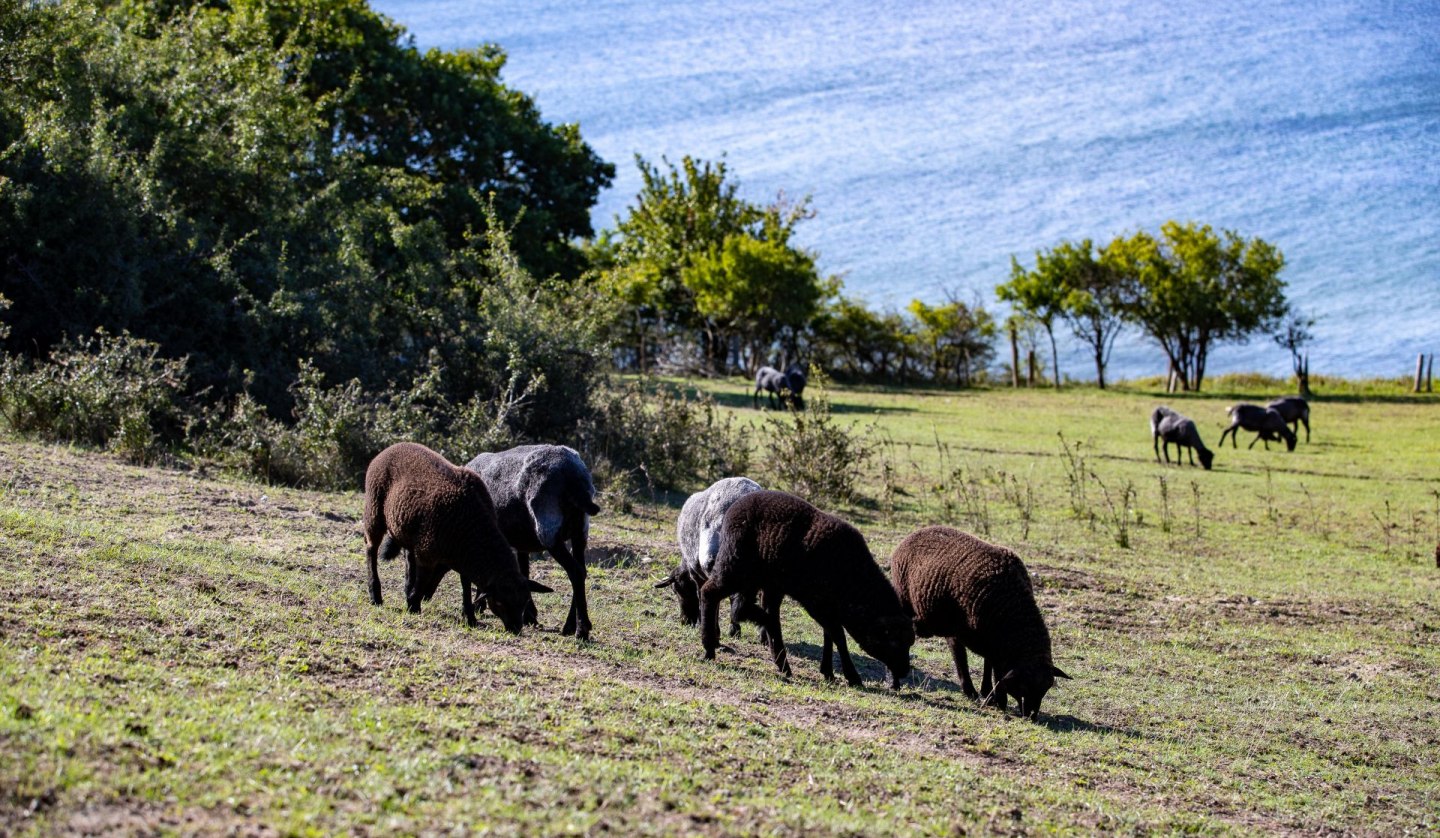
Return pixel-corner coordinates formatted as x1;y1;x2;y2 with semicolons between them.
606;154;813;372
1052;240;1126;390
997;256;1068;387
1105;221;1287;391
906;298;996;386
683;234;830;373
1273;310;1315;397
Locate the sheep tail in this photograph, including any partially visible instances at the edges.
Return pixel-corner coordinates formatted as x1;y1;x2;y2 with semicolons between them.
568;484;601;516
379;534;402;562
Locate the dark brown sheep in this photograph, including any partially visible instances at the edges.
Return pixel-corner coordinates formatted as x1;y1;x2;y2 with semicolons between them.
363;442;547;631
891;526;1070;719
701;490;914;688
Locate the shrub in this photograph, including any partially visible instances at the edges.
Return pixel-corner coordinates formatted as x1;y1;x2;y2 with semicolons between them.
0;330;188;464
761;367;875;506
579;378;751;494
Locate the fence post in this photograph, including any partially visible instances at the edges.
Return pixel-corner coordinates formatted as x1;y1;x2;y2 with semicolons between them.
1415;353;1426;393
1009;323;1020;387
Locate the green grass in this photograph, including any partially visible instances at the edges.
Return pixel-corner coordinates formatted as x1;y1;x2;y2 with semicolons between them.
2;379;1438;834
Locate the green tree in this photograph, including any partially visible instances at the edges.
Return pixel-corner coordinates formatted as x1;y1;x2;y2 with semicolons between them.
906;298;996;386
605;155;812;372
997;256;1068;387
1105;221;1287;391
683;234;830;372
1046;239;1126;389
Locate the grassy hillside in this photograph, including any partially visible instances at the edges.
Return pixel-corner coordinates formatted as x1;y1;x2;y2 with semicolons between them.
2;380;1438;834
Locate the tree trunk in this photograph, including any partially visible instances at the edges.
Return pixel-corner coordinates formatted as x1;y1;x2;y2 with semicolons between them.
1047;327;1061;388
1094;345;1106;390
1027;349;1037;387
1009;323;1020;388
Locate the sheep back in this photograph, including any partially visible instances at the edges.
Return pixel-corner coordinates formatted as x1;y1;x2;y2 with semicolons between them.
467;444;599;553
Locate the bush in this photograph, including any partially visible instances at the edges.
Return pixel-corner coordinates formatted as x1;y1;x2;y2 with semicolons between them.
0;330;188;464
761;367;875;506
580;378;751;494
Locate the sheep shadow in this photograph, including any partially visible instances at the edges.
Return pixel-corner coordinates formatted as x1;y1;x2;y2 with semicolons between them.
703;389;917;416
783;640;893;684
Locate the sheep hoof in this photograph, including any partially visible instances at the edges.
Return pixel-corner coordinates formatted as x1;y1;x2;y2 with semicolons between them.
728;624;742;638
703;648;716;661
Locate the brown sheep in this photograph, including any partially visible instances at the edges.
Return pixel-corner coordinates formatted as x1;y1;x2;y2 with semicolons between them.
701;490;914;688
363;442;549;631
891;526;1070;719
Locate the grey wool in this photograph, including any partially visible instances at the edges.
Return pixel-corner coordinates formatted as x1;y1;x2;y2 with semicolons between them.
1219;403;1297;451
466;444;600;640
890;526;1070;719
1151;406;1214;469
753;364;807;409
1265;396;1310;443
702;490;914;688
362;442;536;632
656;477;764;634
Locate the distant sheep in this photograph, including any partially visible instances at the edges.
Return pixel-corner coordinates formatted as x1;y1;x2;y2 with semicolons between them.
753;364;807;409
363;442;544;631
702;490;914;688
1266;396;1311;443
1150;406;1214;470
467;445;601;640
656;477;764;636
1218;404;1297;452
890;526;1070;719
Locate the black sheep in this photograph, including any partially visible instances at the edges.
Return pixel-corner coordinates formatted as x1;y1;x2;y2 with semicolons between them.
1266;396;1311;443
362;442;546;631
1150;405;1215;469
753;364;807;409
890;526;1070;719
701;490;914;688
1219;404;1297;451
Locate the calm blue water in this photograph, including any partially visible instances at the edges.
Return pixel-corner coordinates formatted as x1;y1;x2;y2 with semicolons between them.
374;0;1439;380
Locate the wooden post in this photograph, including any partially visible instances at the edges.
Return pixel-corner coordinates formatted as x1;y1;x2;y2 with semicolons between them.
1427;354;1434;393
1009;323;1020;388
1415;354;1426;393
1026;349;1037;387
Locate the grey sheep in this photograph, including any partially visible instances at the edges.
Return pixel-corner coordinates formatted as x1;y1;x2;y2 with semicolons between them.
1266;396;1310;443
363;442;546;631
1150;405;1214;469
890;526;1071;719
1218;403;1297;451
753;364;807;409
701;490;914;688
466;444;601;640
656;477;764;636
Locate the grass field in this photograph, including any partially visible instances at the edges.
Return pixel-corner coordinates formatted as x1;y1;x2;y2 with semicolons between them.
2;379;1438;834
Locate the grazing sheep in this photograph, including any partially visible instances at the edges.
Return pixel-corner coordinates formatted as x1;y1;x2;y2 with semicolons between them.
753;364;807;409
466;445;601;640
1150;406;1214;470
1266;396;1311;443
1218;404;1297;451
890;526;1071;719
363;442;545;631
701;490;914;688
656;477;764;636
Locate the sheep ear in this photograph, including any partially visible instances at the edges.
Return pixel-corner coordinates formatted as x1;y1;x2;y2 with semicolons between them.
653;575;676;589
1052;666;1073;680
527;580;554;594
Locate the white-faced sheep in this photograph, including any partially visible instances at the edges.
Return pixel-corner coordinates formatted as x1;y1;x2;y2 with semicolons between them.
1151;406;1214;470
655;477;764;636
363;442;547;631
1218;403;1297;451
1266;396;1310;443
890;526;1070;719
753;364;807;409
466;444;601;640
702;490;914;688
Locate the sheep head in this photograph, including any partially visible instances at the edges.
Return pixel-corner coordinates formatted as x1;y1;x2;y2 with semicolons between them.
484;575;550;635
1198;447;1214;470
995;661;1073;720
851;614;915;689
654;567;700;625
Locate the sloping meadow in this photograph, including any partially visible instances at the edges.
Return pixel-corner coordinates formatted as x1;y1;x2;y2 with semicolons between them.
1;381;1437;834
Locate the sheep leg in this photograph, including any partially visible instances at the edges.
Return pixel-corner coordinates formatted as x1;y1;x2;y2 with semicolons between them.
1153;434;1161;463
1300;416;1310;442
699;579;724;660
404;554;423;614
1219;426;1236;448
366;540;383;606
981;660;1006;709
829;625;863;686
1186;446;1195;467
517;551;539;627
728;593;745;638
947;638;977;699
460;571;478;628
548;541;591;640
820;628;834;681
762;589;791;677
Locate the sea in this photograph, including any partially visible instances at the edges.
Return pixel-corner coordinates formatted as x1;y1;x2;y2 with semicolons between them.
371;0;1439;381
